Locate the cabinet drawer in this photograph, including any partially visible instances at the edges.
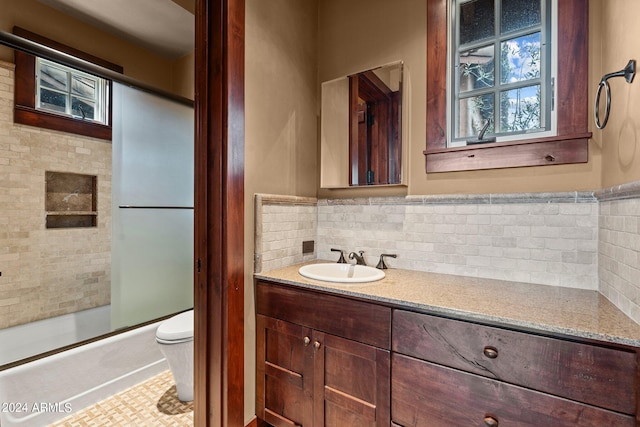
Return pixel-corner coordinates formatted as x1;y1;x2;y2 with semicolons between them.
392;310;637;414
257;281;391;349
392;354;635;427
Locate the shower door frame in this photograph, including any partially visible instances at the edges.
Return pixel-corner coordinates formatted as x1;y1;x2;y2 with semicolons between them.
194;0;246;426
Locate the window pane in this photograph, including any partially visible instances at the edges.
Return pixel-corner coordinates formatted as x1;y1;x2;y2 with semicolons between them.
499;84;540;131
39;63;68;91
39;88;66;113
500;32;541;84
459;44;495;93
459;0;495;45
72;75;96;99
501;0;541;34
72;97;96;120
457;93;494;138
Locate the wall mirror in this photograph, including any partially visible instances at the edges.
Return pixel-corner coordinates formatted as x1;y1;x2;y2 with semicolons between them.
320;61;406;188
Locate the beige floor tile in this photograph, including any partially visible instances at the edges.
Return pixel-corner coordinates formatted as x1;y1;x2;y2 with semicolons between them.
50;370;193;426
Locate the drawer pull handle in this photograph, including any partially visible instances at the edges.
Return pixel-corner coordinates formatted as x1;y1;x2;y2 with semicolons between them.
303;336;310;346
483;346;498;359
484;415;499;427
313;341;321;350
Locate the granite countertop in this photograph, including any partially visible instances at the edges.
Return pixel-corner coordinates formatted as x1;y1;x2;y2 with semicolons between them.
255;261;640;348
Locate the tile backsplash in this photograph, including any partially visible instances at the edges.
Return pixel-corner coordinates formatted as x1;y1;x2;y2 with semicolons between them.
597;182;640;323
255;184;640;325
316;193;599;289
254;194;317;273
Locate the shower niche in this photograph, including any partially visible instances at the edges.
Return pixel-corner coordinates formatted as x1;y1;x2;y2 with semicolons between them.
45;171;97;228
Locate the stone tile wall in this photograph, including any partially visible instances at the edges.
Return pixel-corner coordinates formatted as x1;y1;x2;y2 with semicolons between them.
0;61;111;328
317;194;599;289
254;194;317;273
598;182;640;323
253;192;599;290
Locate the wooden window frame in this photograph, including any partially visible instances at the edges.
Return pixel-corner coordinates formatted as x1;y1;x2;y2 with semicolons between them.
13;27;122;141
424;0;591;173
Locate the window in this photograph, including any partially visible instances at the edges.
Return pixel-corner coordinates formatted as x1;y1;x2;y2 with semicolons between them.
13;27;122;141
424;0;591;173
451;0;552;146
36;58;108;125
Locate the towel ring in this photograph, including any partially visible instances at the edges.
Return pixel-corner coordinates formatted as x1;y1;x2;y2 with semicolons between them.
595;59;636;129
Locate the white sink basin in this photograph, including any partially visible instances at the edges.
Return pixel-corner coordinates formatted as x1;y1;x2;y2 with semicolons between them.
298;263;385;283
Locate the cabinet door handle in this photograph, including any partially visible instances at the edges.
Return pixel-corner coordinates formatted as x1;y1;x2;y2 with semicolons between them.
483;346;498;359
484;415;499;427
303;336;310;346
313;341;321;350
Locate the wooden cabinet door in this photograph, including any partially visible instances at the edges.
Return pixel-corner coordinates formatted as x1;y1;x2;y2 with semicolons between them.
257;315;313;427
312;331;390;427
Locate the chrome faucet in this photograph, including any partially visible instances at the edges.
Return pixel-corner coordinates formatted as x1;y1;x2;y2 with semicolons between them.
348;251;367;266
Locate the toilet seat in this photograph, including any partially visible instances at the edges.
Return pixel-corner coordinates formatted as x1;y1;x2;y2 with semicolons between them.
156;310;193;344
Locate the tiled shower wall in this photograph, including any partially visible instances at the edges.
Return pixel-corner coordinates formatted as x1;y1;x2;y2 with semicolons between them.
0;61;111;328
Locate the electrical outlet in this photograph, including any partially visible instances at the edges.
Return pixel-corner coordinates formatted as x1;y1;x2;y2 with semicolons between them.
302;240;314;254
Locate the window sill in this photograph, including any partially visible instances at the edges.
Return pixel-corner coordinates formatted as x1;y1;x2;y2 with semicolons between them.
14;105;112;141
423;133;591;173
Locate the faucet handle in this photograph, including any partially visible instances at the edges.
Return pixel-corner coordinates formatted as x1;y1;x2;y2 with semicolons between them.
330;248;347;263
376;253;397;269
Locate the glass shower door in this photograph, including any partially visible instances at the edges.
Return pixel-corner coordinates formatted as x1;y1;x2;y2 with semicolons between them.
111;82;194;330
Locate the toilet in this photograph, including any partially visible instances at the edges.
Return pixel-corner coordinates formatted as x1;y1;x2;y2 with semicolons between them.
155;309;194;402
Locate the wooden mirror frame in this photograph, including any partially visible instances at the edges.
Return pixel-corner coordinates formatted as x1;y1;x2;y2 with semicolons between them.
423;0;592;173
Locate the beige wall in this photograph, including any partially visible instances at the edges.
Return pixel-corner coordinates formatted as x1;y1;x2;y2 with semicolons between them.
595;0;640;188
172;52;195;100
244;0;318;422
0;0;193;99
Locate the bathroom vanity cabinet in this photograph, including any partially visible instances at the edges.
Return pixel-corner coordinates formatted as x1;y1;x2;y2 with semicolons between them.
255;276;640;427
255;281;391;427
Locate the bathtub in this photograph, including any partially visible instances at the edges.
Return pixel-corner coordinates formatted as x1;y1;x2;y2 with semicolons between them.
0;316;167;427
0;306;112;367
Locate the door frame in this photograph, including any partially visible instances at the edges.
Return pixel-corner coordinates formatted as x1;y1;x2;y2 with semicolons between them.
194;0;245;426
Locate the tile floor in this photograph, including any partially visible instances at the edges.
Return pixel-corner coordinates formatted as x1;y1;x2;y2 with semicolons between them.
50;370;193;426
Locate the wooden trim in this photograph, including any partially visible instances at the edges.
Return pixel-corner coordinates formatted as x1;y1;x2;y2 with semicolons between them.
426;0;448;151
13;50;35;108
14;104;112;140
555;1;589;136
349;74;360;185
425;138;589;173
12;28;119;141
245;417;258;427
194;0;245;426
425;0;590;173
